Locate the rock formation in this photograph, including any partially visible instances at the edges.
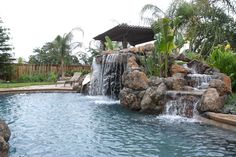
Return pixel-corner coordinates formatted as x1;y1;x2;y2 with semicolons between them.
89;47;232;117
0;120;10;157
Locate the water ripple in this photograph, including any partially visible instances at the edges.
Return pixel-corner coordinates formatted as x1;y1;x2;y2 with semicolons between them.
0;93;235;157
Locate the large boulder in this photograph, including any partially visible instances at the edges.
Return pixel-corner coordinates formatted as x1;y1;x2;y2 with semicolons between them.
140;83;167;113
0;120;10;142
198;88;225;113
209;79;231;96
213;73;232;94
187;60;218;74
164;76;185;90
170;64;189;76
0;136;9;157
122;70;149;90
0;120;10;157
119;88;144;111
127;56;140;71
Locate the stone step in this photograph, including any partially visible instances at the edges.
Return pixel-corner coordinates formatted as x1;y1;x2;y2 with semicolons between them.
166;90;205;97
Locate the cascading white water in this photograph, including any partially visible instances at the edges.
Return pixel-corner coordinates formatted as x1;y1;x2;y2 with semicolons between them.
165;97;199;118
164;63;213;118
165;90;201;118
187;74;213;89
183;63;214;89
89;58;102;95
89;53;128;99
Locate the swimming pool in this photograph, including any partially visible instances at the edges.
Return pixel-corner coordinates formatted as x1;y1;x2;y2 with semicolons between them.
0;93;235;157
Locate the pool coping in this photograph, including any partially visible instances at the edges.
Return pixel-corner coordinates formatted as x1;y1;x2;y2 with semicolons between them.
0;85;76;95
197;114;236;132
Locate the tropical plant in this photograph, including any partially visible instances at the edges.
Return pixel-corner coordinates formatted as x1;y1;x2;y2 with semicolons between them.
104;36;119;51
49;28;84;78
153;17;184;77
86;40;102;65
184;51;203;61
141;4;184;77
207;45;236;90
140;54;160;77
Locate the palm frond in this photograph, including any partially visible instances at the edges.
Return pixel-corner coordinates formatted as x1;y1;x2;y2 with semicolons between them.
70;42;83;50
140;4;166;24
71;27;84;37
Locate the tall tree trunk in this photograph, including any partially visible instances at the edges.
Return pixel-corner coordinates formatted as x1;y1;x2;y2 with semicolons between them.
61;57;65;79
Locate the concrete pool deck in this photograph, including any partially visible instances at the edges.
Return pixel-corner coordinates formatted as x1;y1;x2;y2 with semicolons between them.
0;84;75;94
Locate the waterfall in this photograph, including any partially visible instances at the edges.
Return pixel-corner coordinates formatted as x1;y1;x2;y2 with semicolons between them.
165;97;199;118
165;91;201;118
183;63;214;89
187;74;213;89
89;53;128;99
164;63;214;118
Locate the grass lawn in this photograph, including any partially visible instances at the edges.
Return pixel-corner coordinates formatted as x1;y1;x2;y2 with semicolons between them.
0;82;55;88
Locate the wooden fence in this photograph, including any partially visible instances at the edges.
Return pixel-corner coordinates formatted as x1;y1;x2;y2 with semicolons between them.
11;64;91;80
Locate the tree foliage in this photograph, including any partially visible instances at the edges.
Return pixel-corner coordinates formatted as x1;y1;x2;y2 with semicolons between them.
0;18;12;52
168;0;236;55
0;17;14;81
29;28;84;77
0;53;14;80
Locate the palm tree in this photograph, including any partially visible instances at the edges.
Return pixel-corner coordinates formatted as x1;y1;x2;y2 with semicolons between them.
49;27;84;78
140;4;184;77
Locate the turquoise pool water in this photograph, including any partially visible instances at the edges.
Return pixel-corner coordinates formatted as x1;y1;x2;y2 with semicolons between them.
0;93;235;157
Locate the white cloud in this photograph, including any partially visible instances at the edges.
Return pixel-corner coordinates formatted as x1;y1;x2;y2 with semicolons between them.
0;0;172;60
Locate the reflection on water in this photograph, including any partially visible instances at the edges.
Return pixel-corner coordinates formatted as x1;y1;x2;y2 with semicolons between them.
0;93;235;157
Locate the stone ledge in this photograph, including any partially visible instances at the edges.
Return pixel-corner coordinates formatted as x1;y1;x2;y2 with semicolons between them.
0;86;75;95
204;112;236;126
166;90;205;96
0;89;75;95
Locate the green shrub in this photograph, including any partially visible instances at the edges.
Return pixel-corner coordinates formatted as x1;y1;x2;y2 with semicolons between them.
18;73;45;82
184;51;203;61
18;73;56;83
0;53;14;81
207;46;236;90
140;55;161;77
47;72;58;82
225;93;236;112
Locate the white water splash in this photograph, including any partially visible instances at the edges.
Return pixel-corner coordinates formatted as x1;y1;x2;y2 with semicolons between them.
187;74;213;89
157;115;199;123
86;95;120;105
